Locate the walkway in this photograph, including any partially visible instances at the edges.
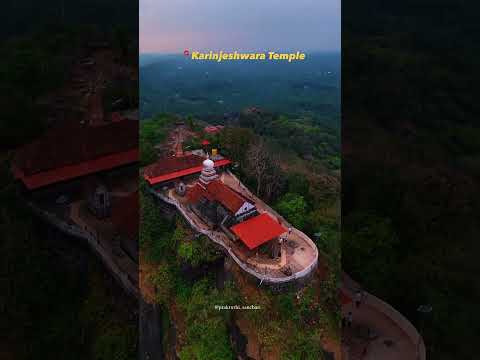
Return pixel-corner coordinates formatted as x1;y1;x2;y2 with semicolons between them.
70;201;138;289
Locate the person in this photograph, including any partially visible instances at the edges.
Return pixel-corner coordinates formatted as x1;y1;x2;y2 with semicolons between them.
346;311;353;327
355;290;362;308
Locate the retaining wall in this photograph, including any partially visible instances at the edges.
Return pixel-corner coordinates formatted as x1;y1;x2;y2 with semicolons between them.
151;188;318;289
342;273;426;360
28;202;139;299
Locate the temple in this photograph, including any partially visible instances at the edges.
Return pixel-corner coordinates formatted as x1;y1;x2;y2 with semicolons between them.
143;154;231;188
142;123;318;286
185;159;286;255
12;117;138;191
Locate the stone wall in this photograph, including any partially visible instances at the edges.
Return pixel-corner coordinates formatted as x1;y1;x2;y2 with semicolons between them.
151;188;318;290
28;202;139;299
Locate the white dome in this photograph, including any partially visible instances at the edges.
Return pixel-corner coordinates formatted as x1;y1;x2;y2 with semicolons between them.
203;159;214;169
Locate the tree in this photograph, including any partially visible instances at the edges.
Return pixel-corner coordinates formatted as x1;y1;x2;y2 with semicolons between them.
287;173;310;198
140;139;157;166
246;139;284;200
139;190;175;263
152;262;175;305
275;193;307;230
178;280;237;360
217;127;255;166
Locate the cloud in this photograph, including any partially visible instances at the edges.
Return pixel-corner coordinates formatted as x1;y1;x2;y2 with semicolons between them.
140;0;340;53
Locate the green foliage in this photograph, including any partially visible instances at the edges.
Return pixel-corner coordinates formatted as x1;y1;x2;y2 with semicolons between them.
276;294;300;323
141;113;175;144
281;330;325;360
185;114;203;132
275;193;307;230
183;136;202;151
139;190;175;263
315;226;340;270
325;155;341;170
152;262;176;306
235;110;339;168
139;54;340;131
177;236;221;268
342;212;401;294
178;241;199;266
139;113;177;165
140;139;157;166
287;173;310;198
217;127;255;167
171;224;186;246
178;280;239;360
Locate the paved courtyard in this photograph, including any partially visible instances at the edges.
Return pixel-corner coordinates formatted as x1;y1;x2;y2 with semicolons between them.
341;275;422;360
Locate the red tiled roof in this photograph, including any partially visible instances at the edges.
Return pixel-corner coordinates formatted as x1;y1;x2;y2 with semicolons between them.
144;157;231;185
187;180;249;214
14;119;138;176
13;149;138;190
230;213;287;250
207;181;245;213
186;180;249;214
144;154;204;178
204;125;224;133
186;183;211;203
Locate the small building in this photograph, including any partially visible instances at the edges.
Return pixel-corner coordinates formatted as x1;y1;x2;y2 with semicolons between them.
230;212;287;257
204;125;224;134
187;160;257;227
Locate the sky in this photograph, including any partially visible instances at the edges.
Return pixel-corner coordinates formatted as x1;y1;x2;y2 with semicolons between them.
139;0;341;54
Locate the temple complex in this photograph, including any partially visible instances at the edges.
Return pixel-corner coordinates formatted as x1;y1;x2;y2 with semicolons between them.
9;47;140;296
186;159;287;257
144;149;318;287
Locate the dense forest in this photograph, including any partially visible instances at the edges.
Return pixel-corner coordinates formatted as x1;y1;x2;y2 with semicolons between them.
139;53;340;131
0;25;137;150
343;1;480;359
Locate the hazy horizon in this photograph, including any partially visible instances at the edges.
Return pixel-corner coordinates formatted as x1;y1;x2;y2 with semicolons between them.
139;50;341;58
140;0;341;54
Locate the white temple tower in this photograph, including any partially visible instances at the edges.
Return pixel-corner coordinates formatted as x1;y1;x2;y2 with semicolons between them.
199;158;218;187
